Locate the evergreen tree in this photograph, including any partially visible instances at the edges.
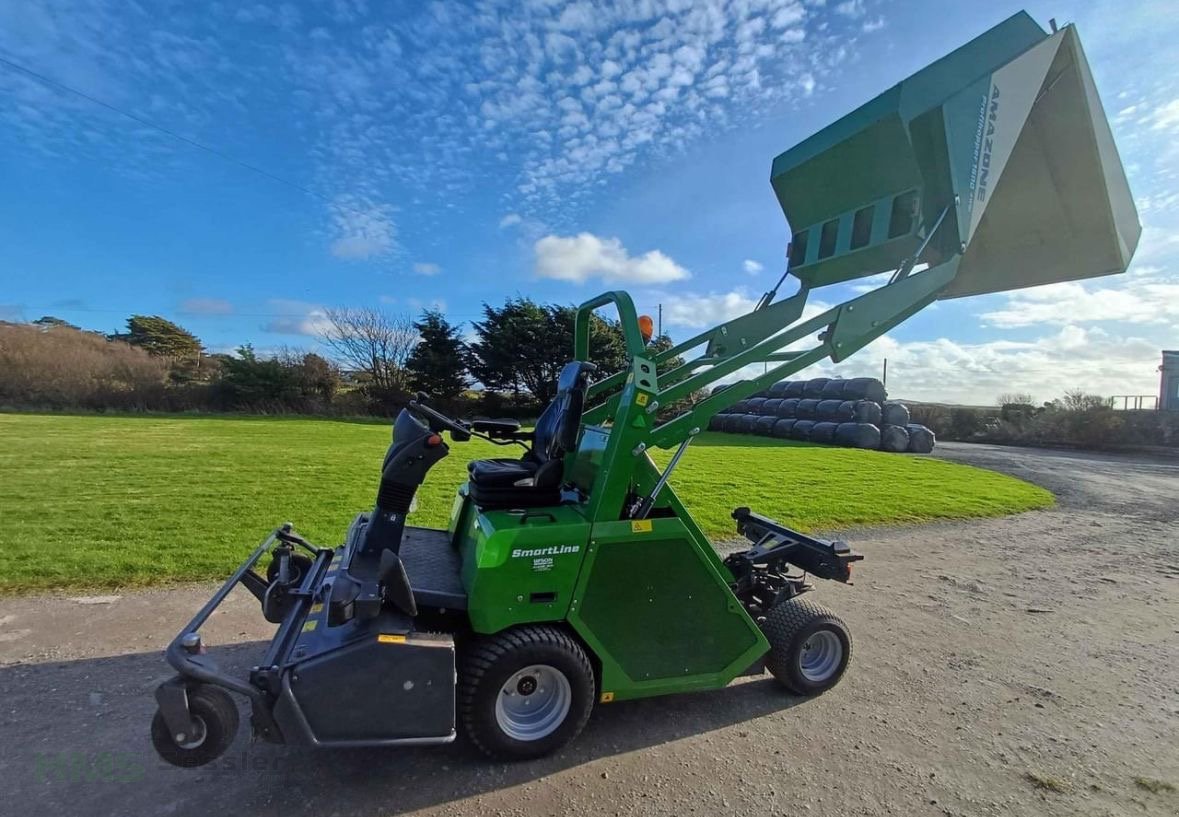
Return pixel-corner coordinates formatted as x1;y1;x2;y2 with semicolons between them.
405;309;468;399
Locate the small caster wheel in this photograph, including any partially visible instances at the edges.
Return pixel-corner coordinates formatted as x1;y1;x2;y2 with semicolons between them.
762;597;852;695
151;685;239;768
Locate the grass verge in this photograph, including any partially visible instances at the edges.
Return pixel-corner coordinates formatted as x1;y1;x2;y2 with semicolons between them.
0;414;1053;590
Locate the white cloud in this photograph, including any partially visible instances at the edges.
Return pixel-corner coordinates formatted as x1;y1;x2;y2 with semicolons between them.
979;278;1179;328
178;297;233;315
743;259;764;275
498;213;522;229
661;289;759;329
533;233;690;284
262;300;332;337
412;262;441;276
328;198;397;260
800;325;1164;405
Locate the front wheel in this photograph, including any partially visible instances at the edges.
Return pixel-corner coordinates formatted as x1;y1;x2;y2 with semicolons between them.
762;597;852;695
150;684;239;767
459;626;595;760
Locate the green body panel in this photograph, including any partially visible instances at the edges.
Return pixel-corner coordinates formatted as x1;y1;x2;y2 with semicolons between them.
453;496;591;634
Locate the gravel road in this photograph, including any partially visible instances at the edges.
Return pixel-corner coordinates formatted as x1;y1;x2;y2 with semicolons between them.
1;442;1176;816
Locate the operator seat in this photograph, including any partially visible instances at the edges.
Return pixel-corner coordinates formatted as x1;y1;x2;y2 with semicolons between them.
467;361;596;509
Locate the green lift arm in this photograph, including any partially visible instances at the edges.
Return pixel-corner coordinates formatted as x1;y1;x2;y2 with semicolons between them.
568;13;1139;526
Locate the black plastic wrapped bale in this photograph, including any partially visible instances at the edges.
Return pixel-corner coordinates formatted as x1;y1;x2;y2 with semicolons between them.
881;400;911;427
815;399;843;421
851;400;883;425
835;422;881;449
768;380;791;397
777;398;800;418
772;418;796;438
722;414;744;433
795;398;820;420
746;397;767;414
790;419;816;441
905;423;936;453
783;381;806;399
803;377;830;398
880;424;910;453
756;415;779;435
810;421;839;444
842;377;887;403
710;384;731;397
708;414;725;431
820;379;848;399
731;399;750;414
760;398;783;416
834;400;856;422
735;414;758;434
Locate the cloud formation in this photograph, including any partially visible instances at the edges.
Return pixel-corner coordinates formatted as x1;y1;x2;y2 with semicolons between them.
534;233;690;284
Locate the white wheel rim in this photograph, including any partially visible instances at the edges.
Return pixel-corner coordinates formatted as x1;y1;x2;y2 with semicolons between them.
174;715;208;749
494;664;572;741
798;630;843;682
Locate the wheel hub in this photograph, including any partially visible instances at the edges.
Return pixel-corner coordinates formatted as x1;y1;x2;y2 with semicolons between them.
798;630;843;682
495;664;572;742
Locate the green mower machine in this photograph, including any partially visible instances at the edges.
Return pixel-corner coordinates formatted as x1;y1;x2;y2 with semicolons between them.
153;12;1138;765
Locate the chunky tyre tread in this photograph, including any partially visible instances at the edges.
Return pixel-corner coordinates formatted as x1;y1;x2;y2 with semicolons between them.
762;597;852;696
459;625;595;760
151;684;239;768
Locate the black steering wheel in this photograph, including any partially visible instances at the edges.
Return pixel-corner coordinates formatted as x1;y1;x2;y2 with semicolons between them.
407;394;471;439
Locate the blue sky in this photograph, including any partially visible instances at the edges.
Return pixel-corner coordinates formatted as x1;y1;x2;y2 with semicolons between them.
1;0;1177;404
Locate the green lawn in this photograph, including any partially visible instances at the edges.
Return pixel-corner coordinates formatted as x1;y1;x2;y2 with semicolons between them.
0;413;1053;591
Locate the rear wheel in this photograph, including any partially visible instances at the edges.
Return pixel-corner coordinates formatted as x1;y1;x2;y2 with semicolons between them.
762;597;852;695
459;626;595;760
150;684;239;768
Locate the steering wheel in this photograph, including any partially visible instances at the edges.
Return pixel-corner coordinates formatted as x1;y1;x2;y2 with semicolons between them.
407;394;475;440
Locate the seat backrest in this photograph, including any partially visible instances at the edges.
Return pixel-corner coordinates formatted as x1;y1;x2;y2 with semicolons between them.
532;361;596;463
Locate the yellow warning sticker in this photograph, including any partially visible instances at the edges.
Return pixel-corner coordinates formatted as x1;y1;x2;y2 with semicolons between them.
631;519;653;533
635;392;649;406
378;634;407;644
301;620;318;632
310;603;323;614
600;692;615;703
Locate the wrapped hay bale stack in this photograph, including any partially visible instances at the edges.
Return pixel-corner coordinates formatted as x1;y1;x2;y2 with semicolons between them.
835;422;881;449
880;424;910;453
809;421;839;444
851;399;882;425
755;415;779;435
905;423;936;454
772;418;796;438
790;419;817;441
881;400;911;427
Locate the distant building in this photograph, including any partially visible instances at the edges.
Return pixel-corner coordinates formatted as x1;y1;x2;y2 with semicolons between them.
1162;351;1179;411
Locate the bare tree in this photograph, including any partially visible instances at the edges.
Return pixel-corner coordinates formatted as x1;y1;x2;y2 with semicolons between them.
996;392;1035;406
319;307;417;395
1060;389;1113;412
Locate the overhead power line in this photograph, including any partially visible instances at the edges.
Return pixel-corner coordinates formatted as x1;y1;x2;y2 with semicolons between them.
0;50;331;205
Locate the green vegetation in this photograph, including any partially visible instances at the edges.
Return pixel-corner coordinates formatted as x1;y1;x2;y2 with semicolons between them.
0;414;1052;591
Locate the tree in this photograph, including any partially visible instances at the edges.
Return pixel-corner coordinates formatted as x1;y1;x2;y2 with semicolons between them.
1061;389;1113;412
405;309;467;399
996;392;1035;407
319;307;417;400
116;315;202;359
32;315;80;331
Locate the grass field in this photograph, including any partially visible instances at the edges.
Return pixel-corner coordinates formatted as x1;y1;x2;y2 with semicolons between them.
0;413;1053;591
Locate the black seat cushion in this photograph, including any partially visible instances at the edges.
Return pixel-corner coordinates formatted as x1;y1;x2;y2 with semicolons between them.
469;457;564;509
468;458;539;488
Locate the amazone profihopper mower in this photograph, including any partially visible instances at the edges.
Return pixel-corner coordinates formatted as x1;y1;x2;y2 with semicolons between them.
153;12;1139;765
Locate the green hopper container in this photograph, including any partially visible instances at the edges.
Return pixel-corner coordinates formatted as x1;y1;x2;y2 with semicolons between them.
771;11;1140;299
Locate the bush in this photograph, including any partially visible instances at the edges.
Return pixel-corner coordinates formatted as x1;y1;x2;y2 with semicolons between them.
0;322;167;410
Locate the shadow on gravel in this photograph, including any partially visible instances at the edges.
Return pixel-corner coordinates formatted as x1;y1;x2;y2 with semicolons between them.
1;642;806;816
